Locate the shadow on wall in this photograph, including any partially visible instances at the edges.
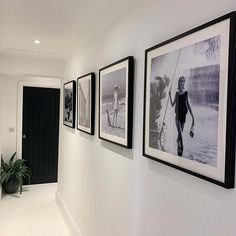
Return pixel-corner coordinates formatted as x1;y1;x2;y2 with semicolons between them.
64;126;76;134
79;131;95;142
101;140;134;160
147;157;234;200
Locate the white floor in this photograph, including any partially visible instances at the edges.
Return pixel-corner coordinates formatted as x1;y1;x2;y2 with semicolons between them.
0;183;71;236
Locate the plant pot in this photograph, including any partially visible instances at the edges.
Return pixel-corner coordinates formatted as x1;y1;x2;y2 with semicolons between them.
2;178;20;194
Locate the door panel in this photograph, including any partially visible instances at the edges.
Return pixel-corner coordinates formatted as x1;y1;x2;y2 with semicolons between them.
22;87;60;184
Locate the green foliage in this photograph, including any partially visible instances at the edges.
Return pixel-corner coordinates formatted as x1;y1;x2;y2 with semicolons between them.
0;152;31;194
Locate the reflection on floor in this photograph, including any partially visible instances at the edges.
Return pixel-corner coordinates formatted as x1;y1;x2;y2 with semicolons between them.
0;183;71;236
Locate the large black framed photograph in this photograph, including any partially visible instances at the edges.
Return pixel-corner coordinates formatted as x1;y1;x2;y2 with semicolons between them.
63;80;76;128
77;73;95;135
99;56;134;148
143;12;236;188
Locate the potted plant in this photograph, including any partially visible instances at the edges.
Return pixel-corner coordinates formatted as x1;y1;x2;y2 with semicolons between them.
0;152;31;194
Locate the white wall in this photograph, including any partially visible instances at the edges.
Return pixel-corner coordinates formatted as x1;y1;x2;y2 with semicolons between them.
0;49;64;78
57;0;236;236
0;75;17;158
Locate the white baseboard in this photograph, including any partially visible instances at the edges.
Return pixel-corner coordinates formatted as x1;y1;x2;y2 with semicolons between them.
56;189;82;236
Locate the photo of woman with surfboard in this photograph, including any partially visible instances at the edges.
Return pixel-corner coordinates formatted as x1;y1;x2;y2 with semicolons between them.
146;35;220;167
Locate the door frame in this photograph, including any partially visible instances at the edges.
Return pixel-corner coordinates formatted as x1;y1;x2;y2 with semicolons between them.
17;77;61;159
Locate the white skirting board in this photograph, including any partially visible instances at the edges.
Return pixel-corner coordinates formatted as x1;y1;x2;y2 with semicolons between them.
56;190;82;236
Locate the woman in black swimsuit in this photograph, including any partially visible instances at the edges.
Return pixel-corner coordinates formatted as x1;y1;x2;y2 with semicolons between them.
169;76;194;156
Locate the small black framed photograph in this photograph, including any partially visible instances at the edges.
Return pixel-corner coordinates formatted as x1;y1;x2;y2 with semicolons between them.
143;12;236;188
99;56;134;148
63;80;76;128
77;73;95;135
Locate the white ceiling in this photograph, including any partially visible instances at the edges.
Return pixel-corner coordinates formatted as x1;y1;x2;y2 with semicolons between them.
0;0;142;58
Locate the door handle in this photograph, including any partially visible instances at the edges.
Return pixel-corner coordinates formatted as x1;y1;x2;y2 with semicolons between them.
22;134;27;139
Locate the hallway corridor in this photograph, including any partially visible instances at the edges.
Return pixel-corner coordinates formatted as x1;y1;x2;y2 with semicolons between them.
0;183;71;236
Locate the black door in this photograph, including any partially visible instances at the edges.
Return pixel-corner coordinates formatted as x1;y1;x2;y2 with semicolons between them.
22;87;60;184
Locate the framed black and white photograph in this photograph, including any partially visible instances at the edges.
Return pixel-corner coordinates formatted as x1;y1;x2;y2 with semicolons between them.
143;12;236;188
99;56;134;148
77;73;95;135
63;80;76;128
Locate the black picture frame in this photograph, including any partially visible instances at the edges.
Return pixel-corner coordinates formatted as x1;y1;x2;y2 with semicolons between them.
63;80;76;128
77;73;95;135
99;56;134;148
143;12;236;188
